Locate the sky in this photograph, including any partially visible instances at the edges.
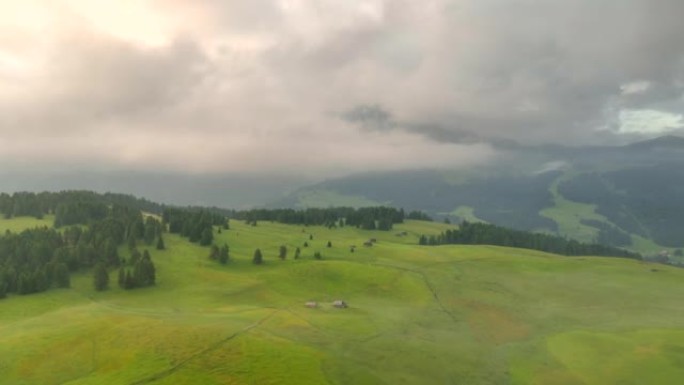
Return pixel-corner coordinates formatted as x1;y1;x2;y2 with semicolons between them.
1;0;683;177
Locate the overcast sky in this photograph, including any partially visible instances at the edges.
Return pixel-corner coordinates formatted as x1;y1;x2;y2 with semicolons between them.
1;0;683;177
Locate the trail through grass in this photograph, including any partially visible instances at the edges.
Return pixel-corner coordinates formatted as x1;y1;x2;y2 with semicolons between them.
2;218;684;384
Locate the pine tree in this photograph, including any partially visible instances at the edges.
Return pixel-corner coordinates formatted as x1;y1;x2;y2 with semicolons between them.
209;245;219;260
142;250;156;286
326;241;332;248
156;235;165;250
279;245;287;260
418;235;426;245
294;247;301;259
93;263;109;291
253;248;263;265
218;244;229;264
200;227;213;246
314;251;322;260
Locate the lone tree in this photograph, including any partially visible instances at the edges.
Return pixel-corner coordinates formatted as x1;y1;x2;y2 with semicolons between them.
279;245;288;260
309;234;313;240
303;241;309;248
294;247;301;259
156;234;165;250
209;245;219;260
93;263;109;291
253;248;263;265
218;244;229;264
314;251;322;260
326;241;332;248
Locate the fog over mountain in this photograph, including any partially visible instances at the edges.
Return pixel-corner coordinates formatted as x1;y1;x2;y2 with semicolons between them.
1;1;683;204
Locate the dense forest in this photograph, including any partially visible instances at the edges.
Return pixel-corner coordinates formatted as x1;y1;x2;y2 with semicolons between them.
420;221;641;259
163;208;228;246
0;194;162;298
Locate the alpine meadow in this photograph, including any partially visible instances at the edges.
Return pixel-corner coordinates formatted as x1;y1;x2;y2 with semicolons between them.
2;1;684;384
1;192;684;385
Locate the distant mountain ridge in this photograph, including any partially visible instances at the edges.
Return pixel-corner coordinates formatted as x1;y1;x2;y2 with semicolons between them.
271;135;684;252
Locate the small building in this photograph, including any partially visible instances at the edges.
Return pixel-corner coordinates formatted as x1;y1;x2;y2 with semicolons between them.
333;300;348;308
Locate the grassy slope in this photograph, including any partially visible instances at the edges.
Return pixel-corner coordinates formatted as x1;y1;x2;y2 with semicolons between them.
540;174;604;243
2;218;684;384
540;173;666;255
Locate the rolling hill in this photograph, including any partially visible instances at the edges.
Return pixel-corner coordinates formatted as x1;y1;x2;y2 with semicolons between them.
2;215;684;384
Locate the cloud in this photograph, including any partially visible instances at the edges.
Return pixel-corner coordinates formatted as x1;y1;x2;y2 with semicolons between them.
0;0;683;177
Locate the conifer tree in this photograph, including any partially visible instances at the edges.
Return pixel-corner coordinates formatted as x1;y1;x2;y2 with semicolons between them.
218;244;229;264
253;248;263;265
156;235;165;250
200;228;213;246
209;245;219;260
279;245;287;260
93;263;109;291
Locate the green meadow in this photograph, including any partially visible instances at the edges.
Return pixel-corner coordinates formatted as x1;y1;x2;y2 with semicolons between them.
2;218;684;384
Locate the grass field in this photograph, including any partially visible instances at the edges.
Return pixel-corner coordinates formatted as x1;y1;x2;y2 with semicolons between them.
2;217;684;384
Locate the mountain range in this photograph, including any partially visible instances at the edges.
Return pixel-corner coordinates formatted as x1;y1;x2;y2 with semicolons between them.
271;135;684;252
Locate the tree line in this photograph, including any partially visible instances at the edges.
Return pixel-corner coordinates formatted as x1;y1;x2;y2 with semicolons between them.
419;221;642;259
163;208;228;246
233;206;422;231
0;191;165;221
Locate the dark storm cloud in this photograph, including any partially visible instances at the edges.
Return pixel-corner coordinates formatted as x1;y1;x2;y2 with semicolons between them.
0;0;683;175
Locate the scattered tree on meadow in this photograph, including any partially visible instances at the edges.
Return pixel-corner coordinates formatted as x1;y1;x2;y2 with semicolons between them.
156;234;165;250
326;241;332;248
209;245;219;260
279;245;288;260
218;244;229;264
253;248;263;265
303;241;309;248
314;251;322;260
294;247;301;259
